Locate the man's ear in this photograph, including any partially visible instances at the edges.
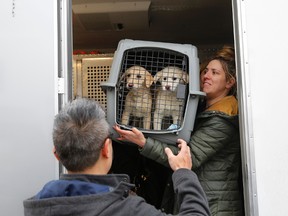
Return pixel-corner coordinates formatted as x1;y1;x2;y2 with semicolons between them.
53;147;60;161
101;138;112;158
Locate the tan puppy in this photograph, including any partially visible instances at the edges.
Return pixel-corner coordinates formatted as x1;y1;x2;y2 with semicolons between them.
153;66;189;130
121;66;154;129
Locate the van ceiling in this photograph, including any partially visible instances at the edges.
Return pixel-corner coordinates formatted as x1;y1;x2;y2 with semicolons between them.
72;0;233;51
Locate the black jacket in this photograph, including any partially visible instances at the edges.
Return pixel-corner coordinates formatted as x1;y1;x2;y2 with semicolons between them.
23;169;210;216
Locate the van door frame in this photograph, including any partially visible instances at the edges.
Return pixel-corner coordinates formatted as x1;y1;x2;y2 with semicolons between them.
58;0;73;174
233;0;259;215
60;0;260;215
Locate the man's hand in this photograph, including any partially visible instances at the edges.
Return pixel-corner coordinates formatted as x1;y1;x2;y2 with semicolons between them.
165;139;192;171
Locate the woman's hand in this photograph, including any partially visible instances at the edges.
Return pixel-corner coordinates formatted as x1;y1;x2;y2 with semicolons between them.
113;125;147;148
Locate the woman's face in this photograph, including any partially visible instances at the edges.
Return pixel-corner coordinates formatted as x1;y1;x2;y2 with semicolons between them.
200;59;233;100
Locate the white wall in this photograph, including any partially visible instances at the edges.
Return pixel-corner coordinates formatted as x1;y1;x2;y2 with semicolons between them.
0;0;58;215
244;0;288;215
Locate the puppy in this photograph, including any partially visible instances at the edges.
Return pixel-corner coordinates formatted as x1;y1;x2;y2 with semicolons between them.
121;66;154;129
153;66;189;130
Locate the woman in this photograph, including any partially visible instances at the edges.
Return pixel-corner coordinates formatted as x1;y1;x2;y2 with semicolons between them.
114;46;244;215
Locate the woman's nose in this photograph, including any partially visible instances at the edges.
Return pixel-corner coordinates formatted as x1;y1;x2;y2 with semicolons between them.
201;71;209;80
203;70;212;79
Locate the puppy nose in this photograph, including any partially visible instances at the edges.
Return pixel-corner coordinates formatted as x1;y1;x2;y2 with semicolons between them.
165;85;171;90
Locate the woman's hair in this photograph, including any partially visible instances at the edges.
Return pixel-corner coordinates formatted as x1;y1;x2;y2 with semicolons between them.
212;45;237;96
53;98;110;172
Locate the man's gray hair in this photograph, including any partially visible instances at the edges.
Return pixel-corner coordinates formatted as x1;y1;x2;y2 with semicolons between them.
53;98;110;172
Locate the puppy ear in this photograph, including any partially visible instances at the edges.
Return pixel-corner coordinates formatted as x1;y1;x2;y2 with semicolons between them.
181;72;189;84
145;72;154;88
154;71;163;83
120;70;127;82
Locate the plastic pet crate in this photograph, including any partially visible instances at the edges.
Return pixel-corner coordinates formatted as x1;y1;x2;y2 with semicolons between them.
101;39;205;145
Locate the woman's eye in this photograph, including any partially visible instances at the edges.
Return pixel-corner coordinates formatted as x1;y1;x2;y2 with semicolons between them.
137;75;141;79
127;74;131;78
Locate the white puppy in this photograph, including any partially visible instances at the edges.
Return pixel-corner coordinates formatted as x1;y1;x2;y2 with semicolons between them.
153;66;189;130
121;66;154;129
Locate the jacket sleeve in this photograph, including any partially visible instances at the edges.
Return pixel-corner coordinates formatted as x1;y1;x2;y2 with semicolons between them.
131;169;211;216
172;169;211;215
139;114;237;170
139;137;178;167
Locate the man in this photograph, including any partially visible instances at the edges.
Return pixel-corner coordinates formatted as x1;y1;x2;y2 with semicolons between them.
23;98;210;216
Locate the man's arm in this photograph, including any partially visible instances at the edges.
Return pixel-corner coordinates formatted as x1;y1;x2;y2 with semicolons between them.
172;169;211;216
166;140;211;216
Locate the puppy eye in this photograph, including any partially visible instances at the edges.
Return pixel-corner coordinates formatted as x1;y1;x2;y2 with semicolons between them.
137;75;142;79
163;77;167;81
173;77;177;81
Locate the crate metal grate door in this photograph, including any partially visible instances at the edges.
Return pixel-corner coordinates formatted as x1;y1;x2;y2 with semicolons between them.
116;48;189;131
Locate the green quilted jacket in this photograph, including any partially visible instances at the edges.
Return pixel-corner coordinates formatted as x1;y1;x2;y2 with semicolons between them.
139;96;244;216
